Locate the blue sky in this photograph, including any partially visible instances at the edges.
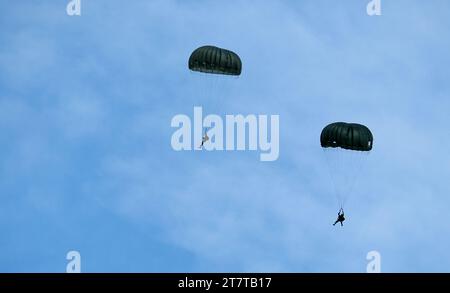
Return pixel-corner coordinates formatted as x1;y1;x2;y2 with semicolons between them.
1;0;450;272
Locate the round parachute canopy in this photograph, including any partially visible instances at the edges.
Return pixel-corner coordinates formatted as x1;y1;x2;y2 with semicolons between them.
188;46;242;76
320;122;373;151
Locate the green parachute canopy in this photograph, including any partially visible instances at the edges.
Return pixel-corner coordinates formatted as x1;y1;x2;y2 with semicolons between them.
320;122;373;151
188;46;242;76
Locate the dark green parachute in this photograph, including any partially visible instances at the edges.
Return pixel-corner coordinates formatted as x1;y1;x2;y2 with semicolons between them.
188;46;242;76
320;122;373;151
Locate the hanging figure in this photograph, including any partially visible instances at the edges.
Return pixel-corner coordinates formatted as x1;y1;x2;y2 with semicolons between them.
333;208;345;226
199;128;209;149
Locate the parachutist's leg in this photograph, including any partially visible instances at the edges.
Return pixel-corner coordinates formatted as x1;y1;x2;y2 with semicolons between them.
340;222;343;227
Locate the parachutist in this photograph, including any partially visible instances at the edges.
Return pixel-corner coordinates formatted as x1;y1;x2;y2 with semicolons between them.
198;129;209;149
333;208;345;226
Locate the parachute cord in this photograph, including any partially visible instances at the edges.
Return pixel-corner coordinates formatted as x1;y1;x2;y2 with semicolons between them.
323;148;343;209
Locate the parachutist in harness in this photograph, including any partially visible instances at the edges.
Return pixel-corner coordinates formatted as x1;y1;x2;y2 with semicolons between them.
333;208;345;226
199;128;209;149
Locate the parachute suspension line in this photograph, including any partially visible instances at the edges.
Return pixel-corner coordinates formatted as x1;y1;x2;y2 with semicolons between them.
323;147;370;209
201;73;222;114
320;122;373;211
339;150;355;208
341;150;369;208
323;148;344;209
211;74;220;112
345;151;357;206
